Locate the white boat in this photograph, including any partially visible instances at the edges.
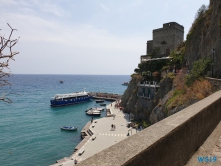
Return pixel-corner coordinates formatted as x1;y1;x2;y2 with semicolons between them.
61;126;77;131
96;107;104;111
86;108;101;116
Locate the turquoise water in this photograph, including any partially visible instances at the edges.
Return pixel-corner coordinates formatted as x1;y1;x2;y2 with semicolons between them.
0;74;129;166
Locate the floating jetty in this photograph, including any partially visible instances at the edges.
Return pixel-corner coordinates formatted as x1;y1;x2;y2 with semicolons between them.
88;92;121;101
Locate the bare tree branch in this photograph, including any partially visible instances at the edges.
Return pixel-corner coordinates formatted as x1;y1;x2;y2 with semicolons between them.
0;23;19;103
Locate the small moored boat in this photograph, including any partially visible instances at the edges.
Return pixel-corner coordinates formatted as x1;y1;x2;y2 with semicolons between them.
86;108;101;116
61;126;77;131
100;103;106;106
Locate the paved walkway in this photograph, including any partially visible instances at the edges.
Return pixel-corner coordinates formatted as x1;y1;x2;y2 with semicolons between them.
186;121;221;166
50;101;137;166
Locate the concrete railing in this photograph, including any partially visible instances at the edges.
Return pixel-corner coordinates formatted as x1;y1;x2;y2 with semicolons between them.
77;90;221;166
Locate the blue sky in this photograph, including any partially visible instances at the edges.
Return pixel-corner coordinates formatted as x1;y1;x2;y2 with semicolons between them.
0;0;209;75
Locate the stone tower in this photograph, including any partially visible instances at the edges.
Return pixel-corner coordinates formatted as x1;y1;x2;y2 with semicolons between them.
146;22;184;56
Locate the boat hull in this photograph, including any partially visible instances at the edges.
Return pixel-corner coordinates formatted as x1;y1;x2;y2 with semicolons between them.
86;109;101;116
86;112;101;116
50;96;92;107
61;126;77;131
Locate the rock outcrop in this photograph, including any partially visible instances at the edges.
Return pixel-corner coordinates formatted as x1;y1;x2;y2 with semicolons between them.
185;0;221;78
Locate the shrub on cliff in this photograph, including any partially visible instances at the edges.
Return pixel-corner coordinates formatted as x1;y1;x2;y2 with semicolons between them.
168;42;185;70
166;74;212;113
185;58;211;86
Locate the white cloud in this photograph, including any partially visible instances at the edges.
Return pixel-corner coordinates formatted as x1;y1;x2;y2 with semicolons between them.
100;4;110;12
32;1;66;17
0;4;144;74
0;0;18;5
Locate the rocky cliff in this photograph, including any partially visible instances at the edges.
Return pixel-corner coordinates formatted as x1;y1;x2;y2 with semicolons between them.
121;0;221;125
121;74;173;123
185;0;221;78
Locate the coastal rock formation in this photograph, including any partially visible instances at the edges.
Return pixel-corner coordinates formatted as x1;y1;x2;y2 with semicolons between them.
121;75;173;123
120;75;141;114
185;0;221;78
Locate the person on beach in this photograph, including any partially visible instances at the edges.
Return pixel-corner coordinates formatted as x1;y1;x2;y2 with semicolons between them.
74;159;78;164
113;124;115;130
113;114;115;120
91;117;93;123
111;124;114;130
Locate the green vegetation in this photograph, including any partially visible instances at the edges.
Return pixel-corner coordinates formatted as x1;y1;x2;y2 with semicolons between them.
134;42;186;83
195;4;206;21
141;120;150;128
168;42;185;68
166;76;213;113
165;58;213;112
185;58;212;86
166;72;176;79
186;4;213;40
166;90;184;108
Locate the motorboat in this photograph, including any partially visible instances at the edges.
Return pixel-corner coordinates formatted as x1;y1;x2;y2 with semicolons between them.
61;126;77;131
86;108;101;116
96;107;104;111
86;107;104;112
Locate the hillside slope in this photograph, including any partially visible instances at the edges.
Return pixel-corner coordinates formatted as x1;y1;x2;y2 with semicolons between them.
185;0;221;78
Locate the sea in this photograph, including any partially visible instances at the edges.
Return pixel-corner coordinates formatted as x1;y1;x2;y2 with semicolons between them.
0;74;130;166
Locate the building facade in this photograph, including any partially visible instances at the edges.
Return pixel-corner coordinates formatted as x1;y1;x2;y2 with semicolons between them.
147;22;184;56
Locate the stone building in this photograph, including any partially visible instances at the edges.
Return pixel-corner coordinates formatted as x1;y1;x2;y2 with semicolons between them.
138;22;184;99
141;22;184;63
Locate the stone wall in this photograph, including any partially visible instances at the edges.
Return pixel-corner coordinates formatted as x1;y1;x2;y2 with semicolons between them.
77;90;221;166
146;22;184;56
146;40;153;55
206;77;221;91
152;22;184;55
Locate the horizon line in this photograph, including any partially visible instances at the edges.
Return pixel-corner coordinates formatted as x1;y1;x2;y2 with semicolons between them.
10;73;131;76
